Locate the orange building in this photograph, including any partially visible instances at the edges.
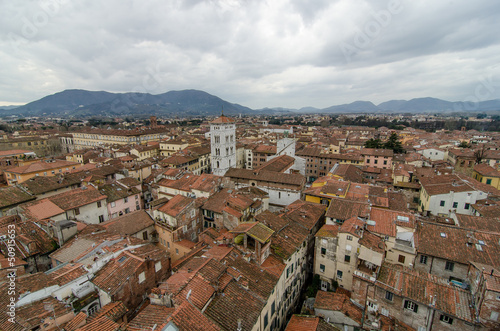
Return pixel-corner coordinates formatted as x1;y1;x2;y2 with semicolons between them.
4;159;82;185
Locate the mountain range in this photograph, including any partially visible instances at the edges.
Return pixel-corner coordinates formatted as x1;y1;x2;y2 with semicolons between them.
1;89;499;117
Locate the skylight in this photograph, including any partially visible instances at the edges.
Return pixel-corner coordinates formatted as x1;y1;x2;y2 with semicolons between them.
440;233;446;238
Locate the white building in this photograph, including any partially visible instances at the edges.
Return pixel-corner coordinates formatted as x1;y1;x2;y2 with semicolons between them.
210;114;236;176
419;174;488;216
416;147;446;161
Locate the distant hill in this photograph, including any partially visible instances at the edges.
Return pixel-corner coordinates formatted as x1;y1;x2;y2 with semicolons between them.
377;97;500;113
377;100;407;111
322;101;380;113
3;89;500;117
3;89;253;117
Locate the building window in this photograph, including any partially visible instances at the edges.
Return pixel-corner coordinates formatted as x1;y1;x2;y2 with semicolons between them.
125;208;130;214
138;272;145;284
111;201;116;208
271;301;275;316
464;203;470;210
344;255;351;263
452;202;458;208
264;313;268;328
440;200;445;207
320;264;325;273
155;261;162;272
440;314;453;324
321;247;326;255
175;248;179;255
347;235;353;241
98;215;104;223
445;261;454;271
398;255;406;264
420;255;428;264
74;208;80;215
337;270;343;280
97;201;102;208
143;231;148;240
385;291;394;301
403;300;418;313
124;197;128;203
486;178;492;185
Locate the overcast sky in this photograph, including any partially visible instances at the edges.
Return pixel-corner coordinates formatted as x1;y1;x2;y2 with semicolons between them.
1;0;500;109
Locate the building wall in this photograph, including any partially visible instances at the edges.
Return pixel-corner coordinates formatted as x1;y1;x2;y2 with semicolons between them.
314;236;338;289
473;172;500;190
314;308;360;331
245;148;253;169
420;189;487;216
418;149;446;161
364;155;392;169
69;198;109;224
210;122;236;176
4;162;83;185
107;194;141;219
73;131;164;149
414;254;468;282
335;233;359;291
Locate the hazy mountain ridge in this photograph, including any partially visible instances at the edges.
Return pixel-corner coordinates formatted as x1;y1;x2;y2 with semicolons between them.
1;89;253;117
2;90;500;117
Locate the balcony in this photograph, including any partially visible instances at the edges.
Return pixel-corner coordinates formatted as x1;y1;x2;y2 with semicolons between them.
354;270;376;282
394;239;415;254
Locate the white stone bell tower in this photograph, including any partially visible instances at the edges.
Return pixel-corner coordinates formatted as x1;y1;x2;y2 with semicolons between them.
210;113;236;176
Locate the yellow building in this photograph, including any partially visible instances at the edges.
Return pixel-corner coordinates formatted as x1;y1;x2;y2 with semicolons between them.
72;127;166;149
473;163;500;189
4;159;83;185
130;144;160;161
304;177;350;206
159;137;205;156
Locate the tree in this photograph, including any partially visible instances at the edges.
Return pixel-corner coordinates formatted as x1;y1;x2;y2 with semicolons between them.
364;138;382;149
474;145;487;164
458;141;470;148
383;133;404;153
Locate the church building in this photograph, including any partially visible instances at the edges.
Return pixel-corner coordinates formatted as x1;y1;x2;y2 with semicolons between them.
210;114;236;176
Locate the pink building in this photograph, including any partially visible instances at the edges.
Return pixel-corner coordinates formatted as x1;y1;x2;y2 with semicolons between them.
361;148;393;169
99;183;143;219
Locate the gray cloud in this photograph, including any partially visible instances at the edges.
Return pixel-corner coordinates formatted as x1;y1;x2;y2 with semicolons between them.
1;0;499;109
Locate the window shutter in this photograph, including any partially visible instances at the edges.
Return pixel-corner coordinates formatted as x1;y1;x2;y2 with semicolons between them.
414;303;418;313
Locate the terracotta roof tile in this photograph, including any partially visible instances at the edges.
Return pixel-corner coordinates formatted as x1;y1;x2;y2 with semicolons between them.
205;280;263;331
211;115;235;124
100;210;154;236
0;186;35;209
87;301;128;323
127;304;174;331
315;224;340;238
285;315;319;330
6;160;80;174
377;263;474;322
158;194;194;217
416;222;500;268
28;186;107;211
170;301;221;331
76;316;120;331
64;311;87;331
